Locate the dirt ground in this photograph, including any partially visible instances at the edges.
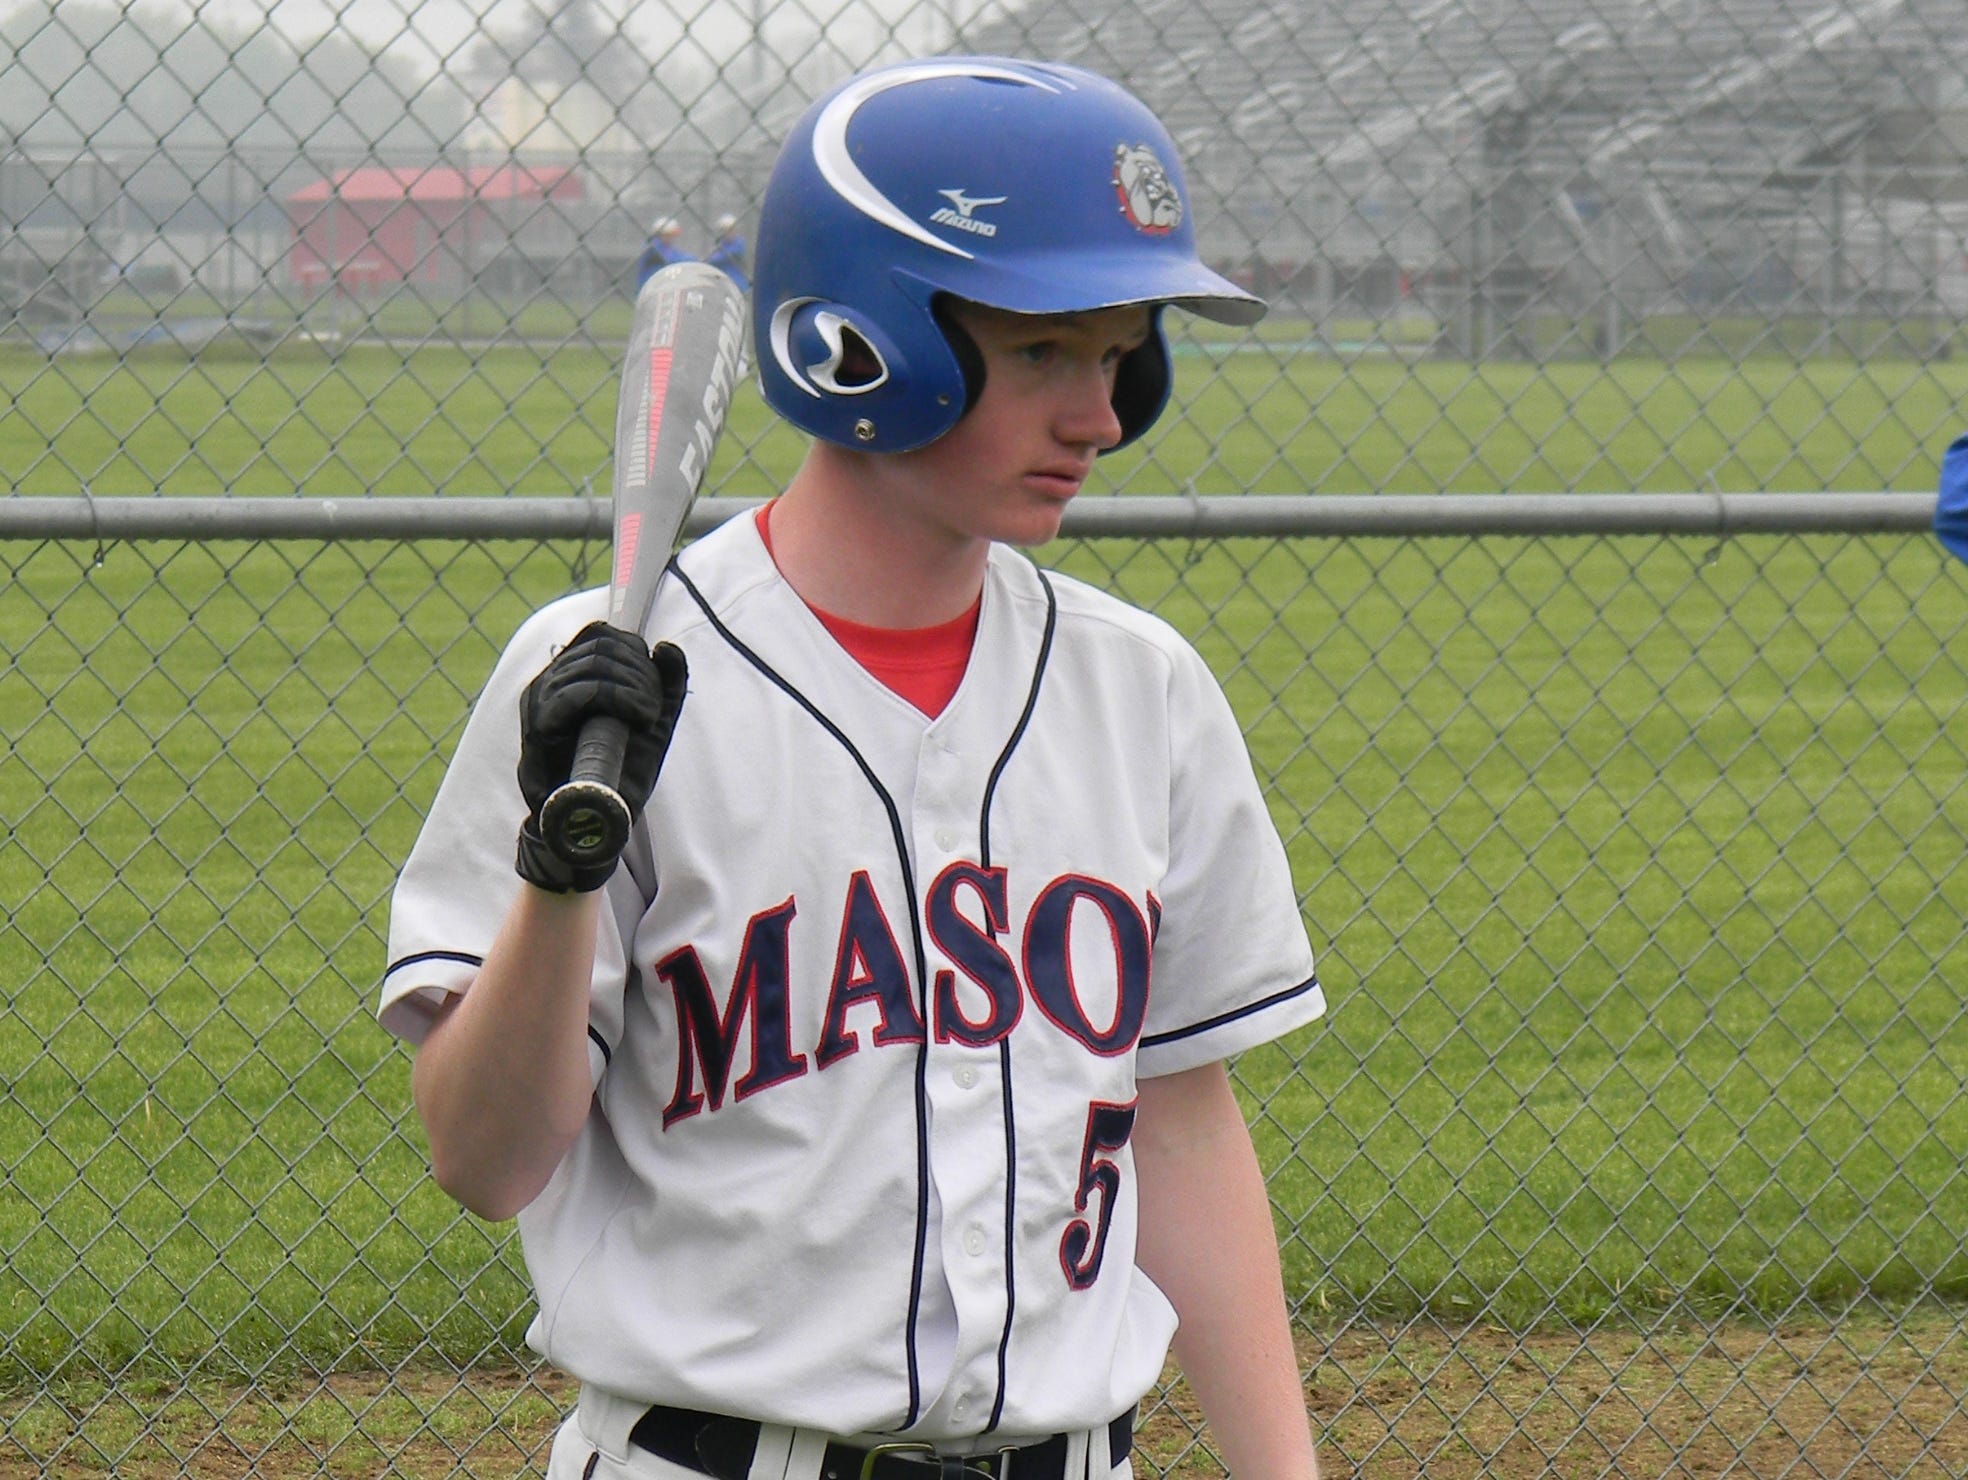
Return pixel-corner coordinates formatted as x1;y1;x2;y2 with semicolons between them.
6;1315;1966;1478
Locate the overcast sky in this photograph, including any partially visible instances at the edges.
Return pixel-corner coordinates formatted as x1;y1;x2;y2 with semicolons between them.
192;0;986;72
0;0;1017;158
204;0;737;60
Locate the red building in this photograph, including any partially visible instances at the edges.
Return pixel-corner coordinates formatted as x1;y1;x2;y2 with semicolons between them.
286;164;583;290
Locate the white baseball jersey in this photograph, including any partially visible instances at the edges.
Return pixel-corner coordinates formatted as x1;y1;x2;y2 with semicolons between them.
381;512;1324;1439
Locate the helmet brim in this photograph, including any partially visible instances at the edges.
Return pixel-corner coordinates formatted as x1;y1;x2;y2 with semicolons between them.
904;251;1266;328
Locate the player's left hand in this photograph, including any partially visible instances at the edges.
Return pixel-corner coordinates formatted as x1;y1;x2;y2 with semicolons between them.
514;622;688;892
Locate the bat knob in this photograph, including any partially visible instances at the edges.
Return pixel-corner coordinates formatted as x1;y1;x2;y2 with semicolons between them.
538;779;634;867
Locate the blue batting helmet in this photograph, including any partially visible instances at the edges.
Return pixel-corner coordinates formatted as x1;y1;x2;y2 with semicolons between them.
751;57;1265;453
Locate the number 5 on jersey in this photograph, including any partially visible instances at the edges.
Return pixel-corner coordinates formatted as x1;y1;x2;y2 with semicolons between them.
1061;1099;1138;1289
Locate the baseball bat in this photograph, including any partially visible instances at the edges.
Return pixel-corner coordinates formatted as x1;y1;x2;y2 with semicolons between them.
537;261;748;867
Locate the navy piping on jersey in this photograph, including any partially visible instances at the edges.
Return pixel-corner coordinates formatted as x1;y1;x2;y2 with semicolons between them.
383;949;623;1065
673;561;935;1429
988;1038;1019;1432
1139;974;1322;1049
383;948;483;982
976;567;1057;1434
975;567;1056;870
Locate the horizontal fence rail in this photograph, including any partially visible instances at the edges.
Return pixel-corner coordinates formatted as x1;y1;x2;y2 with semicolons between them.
0;491;1943;541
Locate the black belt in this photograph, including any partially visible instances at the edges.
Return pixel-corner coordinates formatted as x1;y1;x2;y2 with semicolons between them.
628;1402;1135;1480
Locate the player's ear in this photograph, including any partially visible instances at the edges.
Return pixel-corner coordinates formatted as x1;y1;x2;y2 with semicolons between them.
931;297;987;419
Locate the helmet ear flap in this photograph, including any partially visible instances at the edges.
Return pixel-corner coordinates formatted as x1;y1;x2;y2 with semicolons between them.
763;293;968;449
931;297;987;418
1108;308;1172;450
928;297;1173;449
770;298;895;398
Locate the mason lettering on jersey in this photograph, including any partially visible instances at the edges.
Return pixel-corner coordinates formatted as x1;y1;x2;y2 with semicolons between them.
655;861;1156;1125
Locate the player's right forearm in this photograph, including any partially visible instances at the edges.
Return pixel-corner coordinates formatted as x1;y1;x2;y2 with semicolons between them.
411;886;602;1220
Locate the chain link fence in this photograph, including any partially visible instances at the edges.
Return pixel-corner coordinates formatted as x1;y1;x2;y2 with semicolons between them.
6;0;1968;1474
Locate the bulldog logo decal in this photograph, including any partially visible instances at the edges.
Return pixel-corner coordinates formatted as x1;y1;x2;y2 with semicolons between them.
1112;143;1182;235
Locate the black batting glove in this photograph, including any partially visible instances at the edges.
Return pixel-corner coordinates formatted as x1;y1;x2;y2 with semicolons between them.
514;621;688;893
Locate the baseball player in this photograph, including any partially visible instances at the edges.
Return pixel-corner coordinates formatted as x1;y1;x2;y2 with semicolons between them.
635;215;692;290
382;56;1326;1480
706;212;750;294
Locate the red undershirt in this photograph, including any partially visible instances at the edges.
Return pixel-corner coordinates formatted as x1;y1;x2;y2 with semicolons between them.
755;503;980;718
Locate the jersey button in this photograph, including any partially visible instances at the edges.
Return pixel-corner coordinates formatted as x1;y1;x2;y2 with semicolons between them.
954;1065;979;1089
964;1225;987;1256
934;827;958;850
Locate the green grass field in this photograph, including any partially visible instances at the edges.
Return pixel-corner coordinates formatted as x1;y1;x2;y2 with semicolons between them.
6;318;1964;498
3;335;1967;1389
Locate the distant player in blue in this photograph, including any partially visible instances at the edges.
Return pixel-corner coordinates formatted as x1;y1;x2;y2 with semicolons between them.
706;212;749;294
634;216;691;291
1937;432;1968;566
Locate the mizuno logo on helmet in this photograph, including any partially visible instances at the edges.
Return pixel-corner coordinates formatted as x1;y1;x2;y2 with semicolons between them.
812;61;1064;258
930;189;1006;236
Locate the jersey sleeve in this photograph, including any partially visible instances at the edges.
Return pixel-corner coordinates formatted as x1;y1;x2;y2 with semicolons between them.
1135;640;1325;1077
377;590;639;1079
